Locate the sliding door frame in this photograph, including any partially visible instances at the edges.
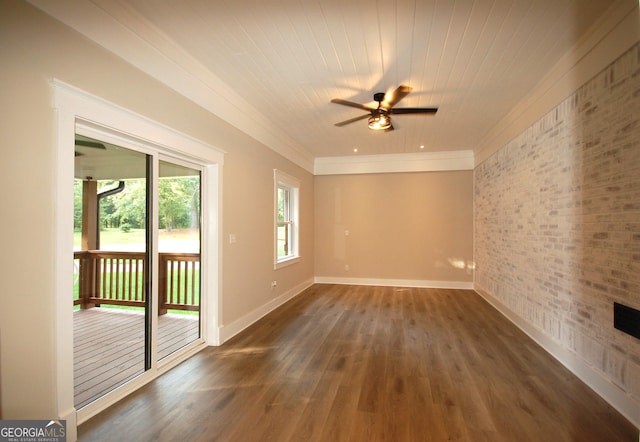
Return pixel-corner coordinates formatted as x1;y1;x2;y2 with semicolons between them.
52;80;224;435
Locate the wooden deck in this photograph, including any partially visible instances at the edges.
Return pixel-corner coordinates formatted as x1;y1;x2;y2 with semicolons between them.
74;308;199;409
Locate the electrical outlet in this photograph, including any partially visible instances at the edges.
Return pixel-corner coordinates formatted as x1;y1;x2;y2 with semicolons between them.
614;302;640;340
271;280;277;288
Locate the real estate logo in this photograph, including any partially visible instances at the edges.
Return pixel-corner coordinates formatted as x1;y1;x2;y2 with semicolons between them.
0;420;66;442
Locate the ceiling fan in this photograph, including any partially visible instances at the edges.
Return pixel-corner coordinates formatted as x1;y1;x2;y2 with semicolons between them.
75;139;106;157
331;85;438;131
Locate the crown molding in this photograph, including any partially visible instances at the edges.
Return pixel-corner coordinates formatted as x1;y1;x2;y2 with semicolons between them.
475;0;639;165
314;150;474;175
27;0;315;173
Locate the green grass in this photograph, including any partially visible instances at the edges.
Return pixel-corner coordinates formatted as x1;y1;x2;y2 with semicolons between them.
74;228;145;248
74;267;199;303
74;227;200;249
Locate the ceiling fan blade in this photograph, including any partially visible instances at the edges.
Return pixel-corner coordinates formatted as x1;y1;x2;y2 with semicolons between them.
334;113;371;127
382;84;412;109
390;107;438;115
331;98;375;111
75;140;106;149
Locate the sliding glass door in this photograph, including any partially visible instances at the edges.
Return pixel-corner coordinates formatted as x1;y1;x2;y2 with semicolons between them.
73;136;204;409
157;160;201;361
73;136;151;409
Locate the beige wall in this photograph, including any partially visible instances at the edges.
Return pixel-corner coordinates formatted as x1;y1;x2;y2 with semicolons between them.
314;171;473;284
222;137;314;325
0;0;313;421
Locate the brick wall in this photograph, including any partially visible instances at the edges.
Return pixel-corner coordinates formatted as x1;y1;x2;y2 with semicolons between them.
475;43;640;408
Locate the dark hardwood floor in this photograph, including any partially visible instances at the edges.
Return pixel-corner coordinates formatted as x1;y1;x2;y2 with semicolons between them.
78;284;638;441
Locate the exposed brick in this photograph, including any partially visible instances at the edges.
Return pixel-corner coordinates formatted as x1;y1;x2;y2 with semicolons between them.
475;43;640;404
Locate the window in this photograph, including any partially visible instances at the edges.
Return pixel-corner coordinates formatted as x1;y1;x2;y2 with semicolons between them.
274;170;300;268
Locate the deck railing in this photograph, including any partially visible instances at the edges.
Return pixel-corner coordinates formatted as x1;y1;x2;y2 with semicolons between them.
158;253;200;315
74;250;200;314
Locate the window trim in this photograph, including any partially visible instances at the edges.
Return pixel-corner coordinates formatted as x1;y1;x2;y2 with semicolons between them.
274;169;300;269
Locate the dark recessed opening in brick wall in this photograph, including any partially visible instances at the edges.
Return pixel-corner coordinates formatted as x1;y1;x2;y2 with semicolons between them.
613;302;640;340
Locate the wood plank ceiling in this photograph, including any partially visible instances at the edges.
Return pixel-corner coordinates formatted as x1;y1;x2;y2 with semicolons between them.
30;0;623;162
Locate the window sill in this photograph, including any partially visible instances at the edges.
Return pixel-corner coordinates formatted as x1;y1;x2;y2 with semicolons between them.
275;256;300;270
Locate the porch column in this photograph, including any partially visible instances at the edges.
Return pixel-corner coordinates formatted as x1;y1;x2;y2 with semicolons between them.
80;178;98;309
81;178;98;250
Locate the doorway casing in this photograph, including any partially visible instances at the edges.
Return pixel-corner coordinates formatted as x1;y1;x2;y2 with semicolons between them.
52;80;225;438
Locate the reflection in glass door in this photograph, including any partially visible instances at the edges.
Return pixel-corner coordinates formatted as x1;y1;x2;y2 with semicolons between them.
157;160;201;361
73;135;150;409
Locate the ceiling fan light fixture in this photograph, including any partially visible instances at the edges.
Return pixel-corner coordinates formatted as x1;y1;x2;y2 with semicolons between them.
368;113;391;130
332;85;437;131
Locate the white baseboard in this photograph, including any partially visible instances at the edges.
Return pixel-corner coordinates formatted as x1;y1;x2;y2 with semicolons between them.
314;276;473;290
474;286;640;430
218;278;314;343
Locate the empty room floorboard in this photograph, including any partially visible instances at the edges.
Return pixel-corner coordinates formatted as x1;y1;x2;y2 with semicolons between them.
78;285;638;441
